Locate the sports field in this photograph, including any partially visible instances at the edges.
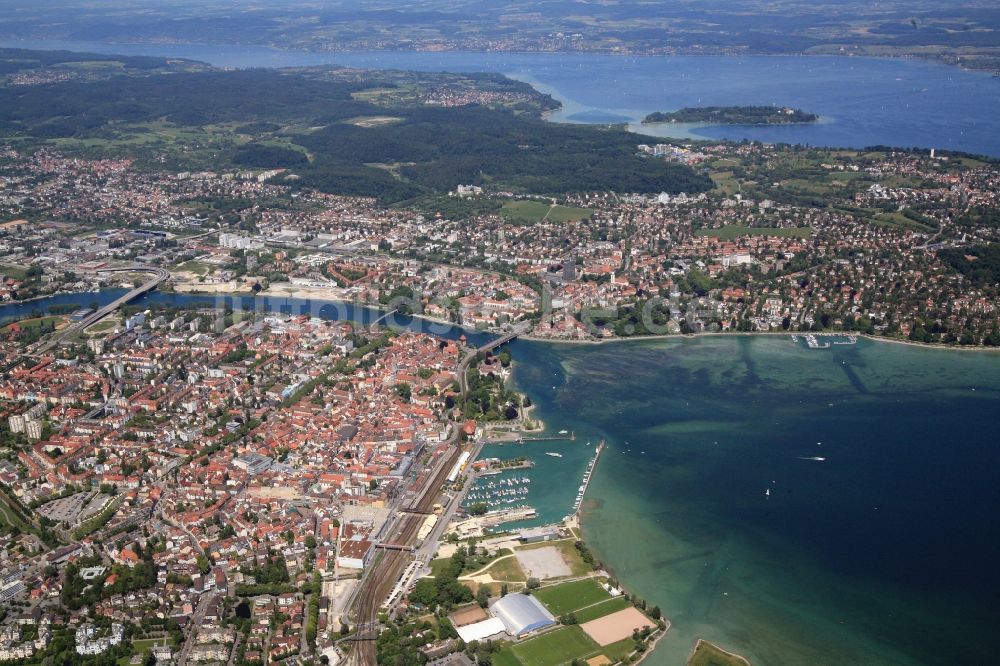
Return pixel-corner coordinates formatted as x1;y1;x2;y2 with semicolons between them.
509;626;599;666
573;597;630;624
580;607;655;646
534;579;610;615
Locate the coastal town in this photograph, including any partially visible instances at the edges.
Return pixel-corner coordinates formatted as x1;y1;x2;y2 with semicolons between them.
0;260;667;666
1;141;998;346
0;41;998;666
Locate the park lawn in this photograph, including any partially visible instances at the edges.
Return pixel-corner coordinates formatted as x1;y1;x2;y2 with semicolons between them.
572;596;630;624
533;579;610;616
509;626;600;666
131;637;171;652
709;170;739;196
0;264;27;280
501;200;592;223
872;211;936;233
482;555;526;582
687;640;751;666
429;557;454;577
694;225;813;239
173;260;213;276
602;637;638;662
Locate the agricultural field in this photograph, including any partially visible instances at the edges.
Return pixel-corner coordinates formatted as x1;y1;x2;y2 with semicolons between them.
501;200;592;223
533;578;610;616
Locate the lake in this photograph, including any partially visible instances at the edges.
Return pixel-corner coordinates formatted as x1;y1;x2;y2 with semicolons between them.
507;335;1000;665
3;40;1000;156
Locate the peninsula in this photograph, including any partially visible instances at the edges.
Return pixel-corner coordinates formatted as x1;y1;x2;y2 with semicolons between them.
643;106;818;125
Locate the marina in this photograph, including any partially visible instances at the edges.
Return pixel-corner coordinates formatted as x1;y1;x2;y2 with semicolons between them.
463;475;533;510
793;333;858;348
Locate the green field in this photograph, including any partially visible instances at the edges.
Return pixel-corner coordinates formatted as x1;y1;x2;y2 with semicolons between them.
602;637;638;662
694;225;813;239
131;637;172;652
533;579;610;616
86;319;119;334
572;596;630;623
173;260;213;276
429;556;453;577
0;264;28;280
687;640;751;666
508;626;600;666
501;200;592;223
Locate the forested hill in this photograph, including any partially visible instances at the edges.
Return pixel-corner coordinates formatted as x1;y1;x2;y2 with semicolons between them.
0;60;712;202
643;106;818;125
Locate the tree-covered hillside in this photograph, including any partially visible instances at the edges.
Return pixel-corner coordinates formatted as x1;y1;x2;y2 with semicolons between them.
0;63;712;202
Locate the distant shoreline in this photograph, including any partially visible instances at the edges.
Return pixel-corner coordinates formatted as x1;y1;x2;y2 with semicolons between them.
1;39;993;75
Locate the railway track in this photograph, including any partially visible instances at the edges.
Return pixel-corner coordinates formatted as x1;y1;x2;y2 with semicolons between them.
347;442;466;666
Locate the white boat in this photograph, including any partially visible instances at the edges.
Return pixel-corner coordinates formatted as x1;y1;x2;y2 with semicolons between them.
558;429;569;434
545;452;563;458
765;488;770;498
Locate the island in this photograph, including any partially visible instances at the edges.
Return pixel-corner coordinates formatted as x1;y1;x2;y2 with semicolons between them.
642;106;818;125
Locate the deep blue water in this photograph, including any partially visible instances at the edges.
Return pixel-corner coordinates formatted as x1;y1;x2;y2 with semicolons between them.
3;40;999;156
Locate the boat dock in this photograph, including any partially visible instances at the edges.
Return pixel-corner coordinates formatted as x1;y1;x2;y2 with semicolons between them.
795;333;858;349
519;431;575;442
572;440;605;515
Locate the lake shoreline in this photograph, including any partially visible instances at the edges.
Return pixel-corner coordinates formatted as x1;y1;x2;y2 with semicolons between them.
520;330;1000;353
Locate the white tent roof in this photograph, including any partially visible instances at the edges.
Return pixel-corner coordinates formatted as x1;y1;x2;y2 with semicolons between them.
456;617;507;643
490;594;556;636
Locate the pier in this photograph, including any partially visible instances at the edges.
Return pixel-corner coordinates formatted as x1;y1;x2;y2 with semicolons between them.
572;440;605;516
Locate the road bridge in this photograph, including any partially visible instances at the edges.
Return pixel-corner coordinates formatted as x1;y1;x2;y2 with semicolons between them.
33;265;169;353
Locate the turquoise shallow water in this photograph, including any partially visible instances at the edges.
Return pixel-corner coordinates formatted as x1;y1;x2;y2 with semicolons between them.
505;336;1000;666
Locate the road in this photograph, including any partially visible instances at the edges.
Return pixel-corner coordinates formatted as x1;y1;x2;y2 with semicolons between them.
176;592;215;666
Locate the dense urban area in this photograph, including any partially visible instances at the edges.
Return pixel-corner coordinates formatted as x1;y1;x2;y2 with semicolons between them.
0;42;998;666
